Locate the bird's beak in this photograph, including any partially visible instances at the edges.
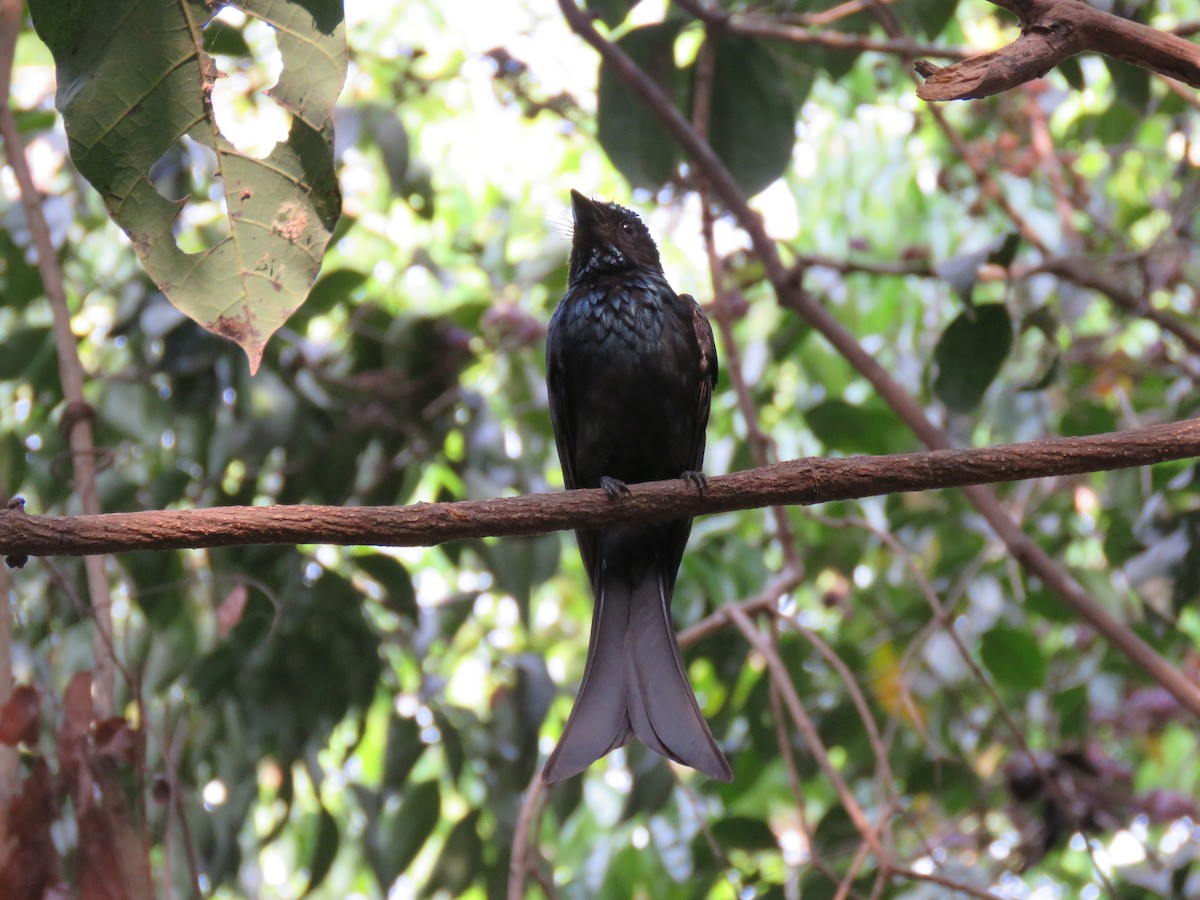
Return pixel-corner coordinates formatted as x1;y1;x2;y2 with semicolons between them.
570;190;602;232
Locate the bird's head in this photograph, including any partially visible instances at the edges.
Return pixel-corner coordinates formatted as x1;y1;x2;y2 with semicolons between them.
568;190;663;284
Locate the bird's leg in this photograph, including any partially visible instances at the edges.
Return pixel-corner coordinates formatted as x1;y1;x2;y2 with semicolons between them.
600;476;631;501
681;470;707;496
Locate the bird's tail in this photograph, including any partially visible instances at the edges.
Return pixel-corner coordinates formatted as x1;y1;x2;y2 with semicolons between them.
542;566;732;783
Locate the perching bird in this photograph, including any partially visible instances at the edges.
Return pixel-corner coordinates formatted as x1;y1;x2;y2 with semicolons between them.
542;190;731;783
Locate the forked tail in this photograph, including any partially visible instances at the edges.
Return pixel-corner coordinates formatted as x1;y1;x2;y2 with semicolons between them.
542;565;732;783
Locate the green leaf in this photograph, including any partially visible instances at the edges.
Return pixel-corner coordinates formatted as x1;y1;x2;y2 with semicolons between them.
1053;684;1088;739
1058;56;1085;91
805;399;908;455
708;35;798;197
291;267;368;325
711;816;777;851
988;233;1021;268
587;0;640;28
0;235;44;308
383;713;426;791
897;0;960;38
980;625;1047;690
1017;306;1061;392
476;536;560;626
1102;513;1142;567
374;780;440;886
812;805;858;856
355;553;418;622
905;759;978;815
931;303;1013;413
1105;58;1151;112
1025;586;1078;624
421;811;482;897
1093;104;1139;144
597;23;685;190
203;18;251;56
1060;399;1117;437
28;0;345;373
301;806;339;896
0;326;54;380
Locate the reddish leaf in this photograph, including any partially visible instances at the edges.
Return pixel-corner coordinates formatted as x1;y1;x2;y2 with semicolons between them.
78;805;125;900
0;758;64;898
60;671;94;736
217;583;249;638
94;719;141;766
0;685;41;746
77;765;155;900
57;671;94;802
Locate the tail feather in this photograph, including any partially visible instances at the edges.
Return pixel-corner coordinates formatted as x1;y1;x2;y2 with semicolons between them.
543;566;731;783
542;575;632;783
626;573;731;781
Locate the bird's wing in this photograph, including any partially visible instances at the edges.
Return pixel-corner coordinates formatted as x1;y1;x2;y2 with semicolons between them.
683;293;718;473
546;296;601;583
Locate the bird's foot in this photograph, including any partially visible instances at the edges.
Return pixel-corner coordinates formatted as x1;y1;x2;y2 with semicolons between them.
682;470;708;496
600;476;631;501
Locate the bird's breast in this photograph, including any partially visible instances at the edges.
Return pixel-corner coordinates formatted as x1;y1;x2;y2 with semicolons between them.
559;280;666;352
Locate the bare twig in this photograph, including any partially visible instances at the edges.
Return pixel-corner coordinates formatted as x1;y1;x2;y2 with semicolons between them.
891;866;1002;900
916;0;1200;101
0;0;115;716
725;604;889;862
508;775;546;900
675;0;969;60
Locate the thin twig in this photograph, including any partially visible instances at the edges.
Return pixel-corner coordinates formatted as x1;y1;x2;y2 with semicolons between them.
675;0;968;60
0;0;115;716
817;511;1117;893
725;604;889;862
508;773;546;900
891;866;1003;900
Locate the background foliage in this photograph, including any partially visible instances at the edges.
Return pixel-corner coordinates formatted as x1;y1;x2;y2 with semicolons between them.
3;0;1200;897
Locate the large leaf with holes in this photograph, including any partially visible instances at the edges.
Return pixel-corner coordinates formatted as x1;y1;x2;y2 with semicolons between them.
597;22;686;191
28;0;344;373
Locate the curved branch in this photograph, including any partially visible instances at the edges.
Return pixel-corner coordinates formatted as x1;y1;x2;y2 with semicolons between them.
3;419;1199;558
916;0;1200;101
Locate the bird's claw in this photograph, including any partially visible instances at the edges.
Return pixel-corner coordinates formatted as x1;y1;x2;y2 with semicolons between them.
600;476;631;502
682;470;708;496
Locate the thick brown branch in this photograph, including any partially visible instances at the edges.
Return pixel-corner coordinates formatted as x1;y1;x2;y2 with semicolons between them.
917;0;1200;101
3;420;1199;559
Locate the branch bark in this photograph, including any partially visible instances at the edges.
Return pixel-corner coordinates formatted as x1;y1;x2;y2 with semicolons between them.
916;0;1200;101
3;420;1199;558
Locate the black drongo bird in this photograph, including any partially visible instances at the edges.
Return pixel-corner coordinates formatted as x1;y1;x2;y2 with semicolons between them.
542;190;731;783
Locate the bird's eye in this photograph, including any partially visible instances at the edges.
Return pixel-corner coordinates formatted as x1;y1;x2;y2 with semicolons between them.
619;221;635;235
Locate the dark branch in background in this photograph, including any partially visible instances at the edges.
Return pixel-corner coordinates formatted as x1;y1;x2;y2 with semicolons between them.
674;0;971;60
3;420;1199;556
0;0;115;716
915;0;1200;101
554;0;1200;724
